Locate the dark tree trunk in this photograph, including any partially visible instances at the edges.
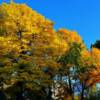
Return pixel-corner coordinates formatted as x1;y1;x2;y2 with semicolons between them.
68;76;74;100
80;83;85;100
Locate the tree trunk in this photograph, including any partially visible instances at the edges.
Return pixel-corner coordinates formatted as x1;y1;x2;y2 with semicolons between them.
80;84;85;100
68;76;74;100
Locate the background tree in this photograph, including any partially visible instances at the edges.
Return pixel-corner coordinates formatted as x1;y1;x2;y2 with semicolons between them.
91;40;100;49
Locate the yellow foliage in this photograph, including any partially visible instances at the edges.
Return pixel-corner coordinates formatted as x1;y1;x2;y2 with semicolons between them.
0;3;70;69
57;29;82;44
78;48;100;86
80;50;92;67
88;48;100;85
0;3;52;35
91;47;100;67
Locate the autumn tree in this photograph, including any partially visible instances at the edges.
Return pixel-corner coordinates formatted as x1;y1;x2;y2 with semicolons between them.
51;29;86;100
0;2;68;99
53;29;100;100
0;1;100;100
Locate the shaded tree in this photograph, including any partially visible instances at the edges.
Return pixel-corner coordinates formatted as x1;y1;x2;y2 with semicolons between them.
91;40;100;49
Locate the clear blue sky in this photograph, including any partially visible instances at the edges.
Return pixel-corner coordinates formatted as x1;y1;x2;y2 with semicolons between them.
0;0;100;48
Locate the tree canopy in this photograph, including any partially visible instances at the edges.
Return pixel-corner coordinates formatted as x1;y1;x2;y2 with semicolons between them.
0;2;100;100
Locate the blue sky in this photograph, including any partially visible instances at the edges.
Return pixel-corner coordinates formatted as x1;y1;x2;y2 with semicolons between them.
0;0;100;48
